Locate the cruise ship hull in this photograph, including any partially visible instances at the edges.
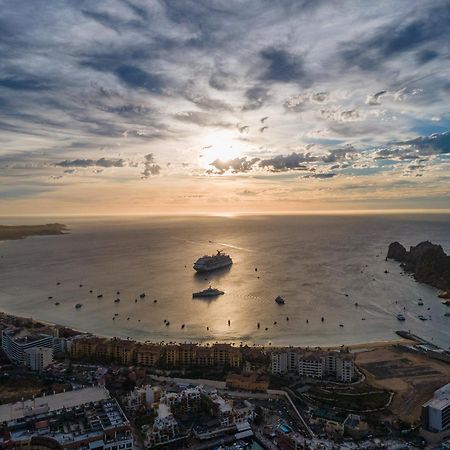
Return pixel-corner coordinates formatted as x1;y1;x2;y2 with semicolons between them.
193;261;233;273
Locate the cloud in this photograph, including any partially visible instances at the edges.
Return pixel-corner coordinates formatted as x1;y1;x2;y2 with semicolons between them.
365;90;387;106
396;132;450;155
141;153;161;178
259;152;315;172
242;86;270;111
56;158;126;168
284;91;330;111
340;3;450;70
209;157;260;174
259;47;308;84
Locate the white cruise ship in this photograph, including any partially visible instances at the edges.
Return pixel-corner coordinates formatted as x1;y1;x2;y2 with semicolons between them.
193;250;233;272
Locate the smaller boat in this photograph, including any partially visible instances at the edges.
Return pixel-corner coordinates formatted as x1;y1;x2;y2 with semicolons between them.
193;286;224;298
339;324;344;327
396;313;405;321
275;296;285;305
54;302;60;306
418;300;424;306
97;294;103;298
418;315;427;321
114;298;120;303
56;282;61;285
48;296;53;299
75;303;82;309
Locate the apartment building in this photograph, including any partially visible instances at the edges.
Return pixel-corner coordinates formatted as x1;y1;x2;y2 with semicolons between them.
1;328;53;365
271;349;355;382
422;383;450;433
0;386;133;450
24;346;53;372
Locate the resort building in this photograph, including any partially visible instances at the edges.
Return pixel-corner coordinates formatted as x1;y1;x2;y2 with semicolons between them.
126;385;162;411
422;383;450;433
24;346;53;372
1;328;53;365
136;345;161;366
298;354;324;379
0;386;133;450
271;349;355;382
143;403;181;448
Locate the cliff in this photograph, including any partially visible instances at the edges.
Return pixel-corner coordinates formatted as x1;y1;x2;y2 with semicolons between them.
387;241;450;291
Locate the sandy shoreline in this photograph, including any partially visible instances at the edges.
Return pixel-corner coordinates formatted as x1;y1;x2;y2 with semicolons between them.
0;308;416;349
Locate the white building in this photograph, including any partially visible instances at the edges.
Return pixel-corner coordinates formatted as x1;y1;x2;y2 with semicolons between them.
0;386;133;450
127;384;161;410
1;328;53;365
422;383;450;433
271;350;300;374
298;355;324;378
24;346;53;371
144;403;180;447
271;349;355;382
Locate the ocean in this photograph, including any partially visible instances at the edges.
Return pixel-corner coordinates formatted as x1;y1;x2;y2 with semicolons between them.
0;214;449;348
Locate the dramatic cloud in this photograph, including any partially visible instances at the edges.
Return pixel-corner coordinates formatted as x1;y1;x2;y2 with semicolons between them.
141;153;161;178
0;0;449;212
209;157;260;174
56;158;125;168
396;132;450;155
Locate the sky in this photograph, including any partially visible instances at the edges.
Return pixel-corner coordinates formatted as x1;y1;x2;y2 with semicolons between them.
0;0;449;216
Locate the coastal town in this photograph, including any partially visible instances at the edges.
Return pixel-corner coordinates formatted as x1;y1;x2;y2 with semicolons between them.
1;310;449;449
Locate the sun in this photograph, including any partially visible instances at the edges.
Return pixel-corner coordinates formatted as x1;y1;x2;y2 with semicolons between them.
199;130;246;168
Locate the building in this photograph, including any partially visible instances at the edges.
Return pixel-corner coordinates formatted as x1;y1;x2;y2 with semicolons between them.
144;403;181;448
0;386;133;450
1;328;53;365
271;349;355;382
126;385;162;411
137;345;161;366
422;383;450;433
298;354;324;379
24;346;53;372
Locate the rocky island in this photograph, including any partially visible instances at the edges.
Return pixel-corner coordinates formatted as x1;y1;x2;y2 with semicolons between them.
387;240;450;296
0;223;67;241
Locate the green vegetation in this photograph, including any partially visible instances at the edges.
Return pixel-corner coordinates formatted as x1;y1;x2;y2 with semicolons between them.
306;386;391;412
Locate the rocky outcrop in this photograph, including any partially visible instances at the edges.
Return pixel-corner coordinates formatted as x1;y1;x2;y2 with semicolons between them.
387;241;407;261
387;240;450;291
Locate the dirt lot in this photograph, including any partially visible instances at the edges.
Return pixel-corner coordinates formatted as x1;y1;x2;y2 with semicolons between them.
356;345;450;424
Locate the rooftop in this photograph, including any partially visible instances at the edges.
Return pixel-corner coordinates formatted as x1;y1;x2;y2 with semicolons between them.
424;383;450;410
2;328;52;346
0;386;110;422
